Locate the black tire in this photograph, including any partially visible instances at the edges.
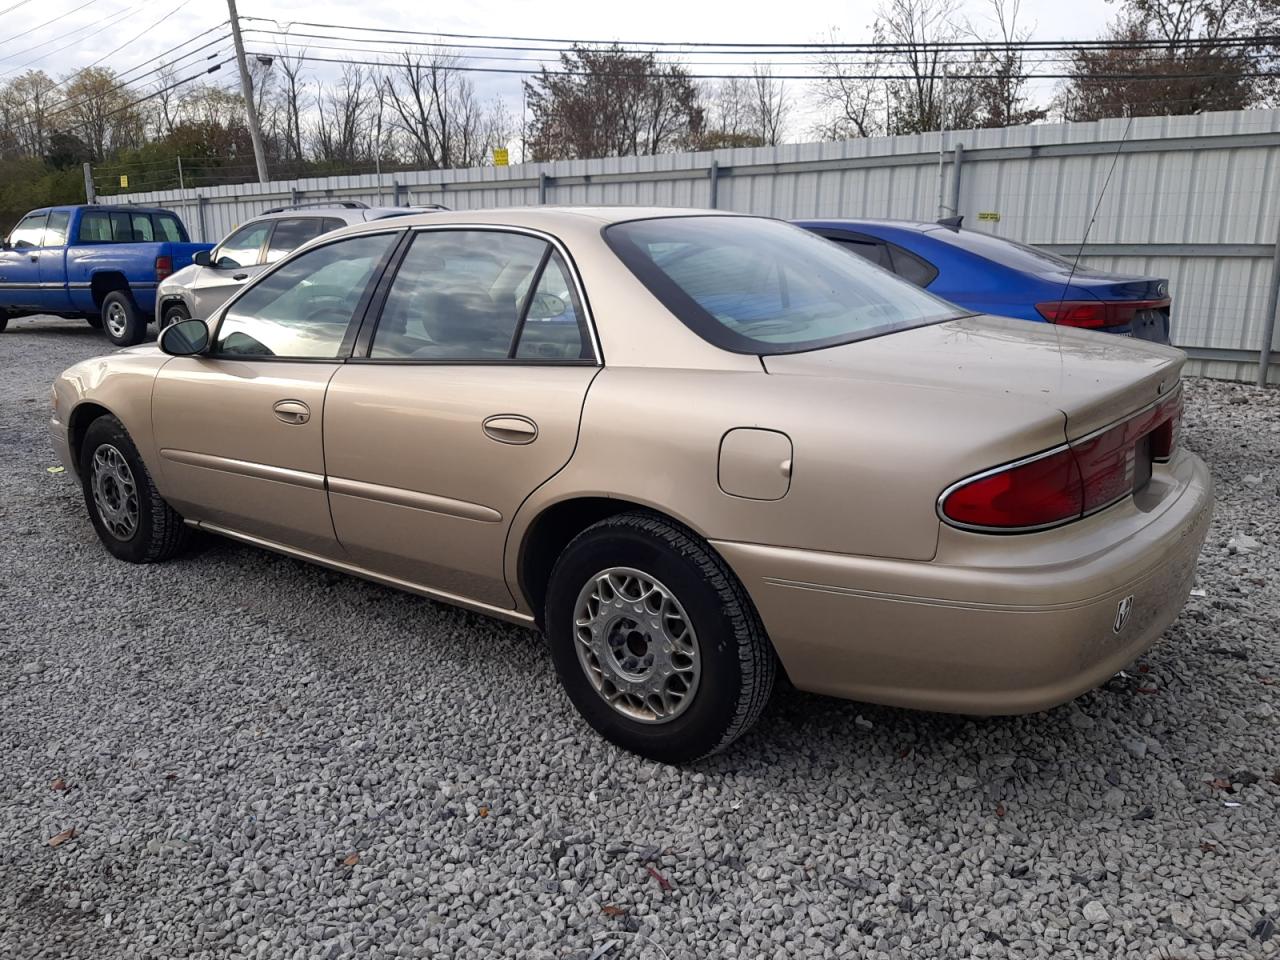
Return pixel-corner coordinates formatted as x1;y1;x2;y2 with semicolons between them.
79;415;192;563
100;289;146;346
86;315;102;329
545;512;776;763
160;301;189;331
0;313;7;333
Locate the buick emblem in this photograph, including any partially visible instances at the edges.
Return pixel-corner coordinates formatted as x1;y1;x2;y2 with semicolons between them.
1113;595;1135;634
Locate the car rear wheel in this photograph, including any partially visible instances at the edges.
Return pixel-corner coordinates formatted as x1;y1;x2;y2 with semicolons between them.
160;302;189;330
545;512;775;762
79;416;192;563
101;290;146;346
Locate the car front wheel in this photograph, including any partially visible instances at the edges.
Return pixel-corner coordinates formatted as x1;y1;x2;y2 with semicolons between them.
545;512;776;762
160;302;190;330
100;290;146;346
79;415;192;563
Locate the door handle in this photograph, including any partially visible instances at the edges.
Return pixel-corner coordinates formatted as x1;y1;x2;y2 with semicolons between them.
273;399;311;424
233;273;248;281
29;255;38;263
482;415;538;444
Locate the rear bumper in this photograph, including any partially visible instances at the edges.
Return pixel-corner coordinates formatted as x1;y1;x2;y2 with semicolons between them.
714;450;1212;715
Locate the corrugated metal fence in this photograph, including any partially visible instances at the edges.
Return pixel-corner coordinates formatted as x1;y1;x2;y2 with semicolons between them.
103;108;1280;383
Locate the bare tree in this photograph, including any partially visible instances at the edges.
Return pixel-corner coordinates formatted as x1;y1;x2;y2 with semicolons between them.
2;70;62;158
751;64;789;145
274;50;308;162
59;67;145;160
312;65;371;164
810;30;890;138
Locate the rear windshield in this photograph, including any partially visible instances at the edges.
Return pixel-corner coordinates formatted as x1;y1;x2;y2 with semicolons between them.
605;216;967;354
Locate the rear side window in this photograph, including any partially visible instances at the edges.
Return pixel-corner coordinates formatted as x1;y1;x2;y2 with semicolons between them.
836;238;892;270
44;210;70;246
78;211;112;243
888;246;939;287
606;217;965;355
109;211;134;242
265;218;324;264
322;218;347;233
370;230;549;360
153;214;185;242
131;214;155;242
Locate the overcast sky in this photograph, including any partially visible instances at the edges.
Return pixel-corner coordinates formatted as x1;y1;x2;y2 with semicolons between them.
1;0;1121;136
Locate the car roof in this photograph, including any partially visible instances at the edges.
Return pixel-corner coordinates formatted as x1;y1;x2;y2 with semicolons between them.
798;217;945;234
328;205;748;236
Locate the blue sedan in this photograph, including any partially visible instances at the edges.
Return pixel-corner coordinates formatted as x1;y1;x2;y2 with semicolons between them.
796;219;1172;344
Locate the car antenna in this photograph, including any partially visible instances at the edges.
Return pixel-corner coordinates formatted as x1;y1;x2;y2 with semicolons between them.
1051;113;1137;327
936;215;963;231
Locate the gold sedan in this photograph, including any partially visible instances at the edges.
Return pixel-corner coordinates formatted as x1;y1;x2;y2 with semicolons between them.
50;208;1213;762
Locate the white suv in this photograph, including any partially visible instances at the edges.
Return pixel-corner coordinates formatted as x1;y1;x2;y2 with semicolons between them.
154;202;439;328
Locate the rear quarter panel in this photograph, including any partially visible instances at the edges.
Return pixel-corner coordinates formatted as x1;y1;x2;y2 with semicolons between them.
505;365;1070;610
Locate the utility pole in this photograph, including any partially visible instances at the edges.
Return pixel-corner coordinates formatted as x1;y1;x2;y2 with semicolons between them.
226;0;269;184
82;162;95;203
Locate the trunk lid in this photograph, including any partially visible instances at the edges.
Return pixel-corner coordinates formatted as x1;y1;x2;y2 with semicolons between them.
763;314;1184;440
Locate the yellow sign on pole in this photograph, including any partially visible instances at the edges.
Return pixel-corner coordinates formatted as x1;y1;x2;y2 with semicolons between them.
493;148;509;167
119;174;129;189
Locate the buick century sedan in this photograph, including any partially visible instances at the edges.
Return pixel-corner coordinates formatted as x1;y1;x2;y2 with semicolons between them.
50;207;1213;762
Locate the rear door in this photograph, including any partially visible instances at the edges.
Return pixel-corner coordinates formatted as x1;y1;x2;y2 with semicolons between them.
323;226;599;608
263;217;328;265
152;230;402;555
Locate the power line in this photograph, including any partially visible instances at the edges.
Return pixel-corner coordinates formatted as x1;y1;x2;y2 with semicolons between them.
0;0;37;15
0;6;145;78
239;16;1280;54
0;0;105;49
245;49;1280;83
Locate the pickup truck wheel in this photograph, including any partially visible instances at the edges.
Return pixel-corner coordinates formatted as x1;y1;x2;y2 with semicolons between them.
545;512;776;763
160;302;190;330
101;290;145;346
79;415;192;563
86;316;102;329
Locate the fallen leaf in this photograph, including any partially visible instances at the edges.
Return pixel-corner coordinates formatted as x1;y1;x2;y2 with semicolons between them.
1137;664;1150;674
601;904;628;917
478;806;489;817
1258;676;1275;686
49;827;75;847
164;773;177;781
1135;685;1160;695
645;865;672;891
50;778;66;791
995;802;1007;818
342;853;359;867
46;466;64;474
1207;778;1233;792
1200;841;1218;853
898;747;912;759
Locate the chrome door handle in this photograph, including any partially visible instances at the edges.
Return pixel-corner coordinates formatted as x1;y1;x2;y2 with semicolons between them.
273;399;311;424
482;415;538;444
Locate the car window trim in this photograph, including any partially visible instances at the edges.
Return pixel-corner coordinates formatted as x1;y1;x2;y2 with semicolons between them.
508;244;554;358
352;223;602;366
205;228;407;363
816;227;940;287
11;211;48;248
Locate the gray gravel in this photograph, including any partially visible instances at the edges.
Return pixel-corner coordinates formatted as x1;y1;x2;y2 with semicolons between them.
2;314;1278;960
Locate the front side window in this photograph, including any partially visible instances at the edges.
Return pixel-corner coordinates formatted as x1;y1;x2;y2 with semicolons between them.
10;212;48;249
45;210;70;246
215;221;271;269
214;232;398;359
605;216;967;355
370;230;548;360
265;218;324;264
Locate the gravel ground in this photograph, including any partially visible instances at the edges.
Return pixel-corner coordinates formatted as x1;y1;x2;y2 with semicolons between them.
1;315;1278;960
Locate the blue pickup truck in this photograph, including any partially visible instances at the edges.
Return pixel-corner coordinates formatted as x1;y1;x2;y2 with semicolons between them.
0;204;212;345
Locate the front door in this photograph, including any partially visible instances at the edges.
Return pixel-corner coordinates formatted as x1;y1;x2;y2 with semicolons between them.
152;230;403;555
188;219;274;320
323;228;599;608
0;211;48;310
36;210;72;313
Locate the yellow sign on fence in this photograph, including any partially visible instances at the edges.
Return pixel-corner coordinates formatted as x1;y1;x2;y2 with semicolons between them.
119;175;129;188
977;211;1000;222
493;148;509;167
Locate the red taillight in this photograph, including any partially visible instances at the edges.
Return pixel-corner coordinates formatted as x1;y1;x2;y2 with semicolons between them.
940;389;1183;531
1035;298;1170;329
155;255;173;281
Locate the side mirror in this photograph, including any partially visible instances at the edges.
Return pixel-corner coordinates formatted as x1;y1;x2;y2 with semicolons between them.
192;249;212;267
159;318;210;356
1;239;10;251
